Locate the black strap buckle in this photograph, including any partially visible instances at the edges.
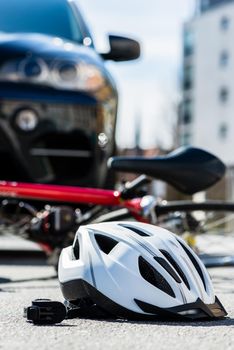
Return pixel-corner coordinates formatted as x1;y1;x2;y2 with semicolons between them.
24;299;67;324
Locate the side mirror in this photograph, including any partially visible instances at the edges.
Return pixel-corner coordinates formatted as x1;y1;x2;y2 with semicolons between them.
101;35;141;62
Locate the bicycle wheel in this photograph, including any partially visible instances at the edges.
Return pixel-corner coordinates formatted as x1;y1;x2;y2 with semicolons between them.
155;200;234;267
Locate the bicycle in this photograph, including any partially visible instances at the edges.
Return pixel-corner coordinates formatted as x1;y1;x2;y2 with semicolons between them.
0;146;233;267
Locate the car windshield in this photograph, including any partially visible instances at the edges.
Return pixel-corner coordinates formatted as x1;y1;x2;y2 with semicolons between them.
0;0;84;44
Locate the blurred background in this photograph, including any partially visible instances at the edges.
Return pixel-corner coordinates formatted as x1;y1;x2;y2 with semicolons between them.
78;0;234;199
78;0;194;152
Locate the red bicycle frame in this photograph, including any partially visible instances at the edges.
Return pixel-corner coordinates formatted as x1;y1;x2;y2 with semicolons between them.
0;181;121;205
0;181;146;220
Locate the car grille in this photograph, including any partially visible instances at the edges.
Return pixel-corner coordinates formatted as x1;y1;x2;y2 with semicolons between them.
0;101;100;185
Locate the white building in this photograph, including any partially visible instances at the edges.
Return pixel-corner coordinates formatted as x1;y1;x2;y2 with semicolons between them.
180;0;234;167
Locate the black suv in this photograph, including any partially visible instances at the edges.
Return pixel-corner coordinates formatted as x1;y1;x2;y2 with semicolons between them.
0;0;140;187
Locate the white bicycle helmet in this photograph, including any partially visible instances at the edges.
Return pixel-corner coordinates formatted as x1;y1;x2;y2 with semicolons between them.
58;222;227;320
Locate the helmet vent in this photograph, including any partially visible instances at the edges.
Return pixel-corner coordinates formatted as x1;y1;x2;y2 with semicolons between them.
118;224;150;237
138;256;175;298
159;250;190;289
154;256;182;284
176;239;206;291
73;237;80;260
95;234;119;254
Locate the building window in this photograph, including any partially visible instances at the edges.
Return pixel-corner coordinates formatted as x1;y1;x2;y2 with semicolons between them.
182;99;193;124
220;16;230;31
184;29;194;56
219;123;228;139
201;0;210;12
220;51;229;67
183;66;193;89
180;132;192;146
219;87;229;102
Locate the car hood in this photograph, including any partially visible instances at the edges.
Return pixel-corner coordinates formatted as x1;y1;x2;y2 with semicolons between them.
0;33;102;65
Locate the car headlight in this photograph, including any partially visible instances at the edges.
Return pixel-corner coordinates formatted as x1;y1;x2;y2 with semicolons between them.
0;58;105;92
19;58;48;81
52;61;105;91
56;62;78;82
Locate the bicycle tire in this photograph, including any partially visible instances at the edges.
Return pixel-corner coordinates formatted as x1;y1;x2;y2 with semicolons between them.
156;200;234;267
155;200;234;215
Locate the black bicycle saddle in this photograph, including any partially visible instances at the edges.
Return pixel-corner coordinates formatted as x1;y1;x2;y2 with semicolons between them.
108;147;226;195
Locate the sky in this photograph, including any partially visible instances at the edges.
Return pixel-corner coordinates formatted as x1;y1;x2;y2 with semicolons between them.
77;0;196;150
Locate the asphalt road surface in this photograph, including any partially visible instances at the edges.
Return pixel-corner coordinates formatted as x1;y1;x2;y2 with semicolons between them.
0;251;234;350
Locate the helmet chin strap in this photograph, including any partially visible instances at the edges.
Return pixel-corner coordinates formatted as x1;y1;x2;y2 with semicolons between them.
24;299;67;325
24;298;113;325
